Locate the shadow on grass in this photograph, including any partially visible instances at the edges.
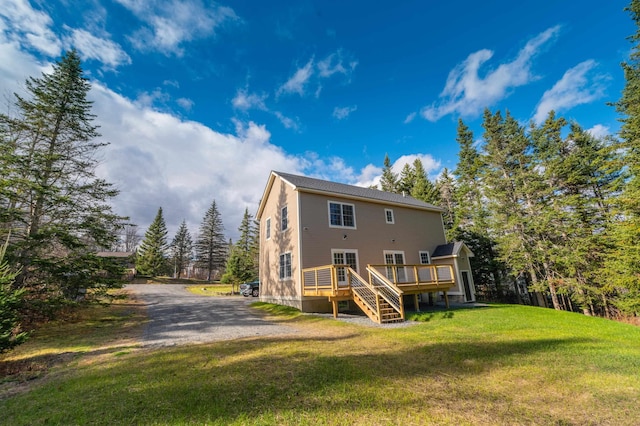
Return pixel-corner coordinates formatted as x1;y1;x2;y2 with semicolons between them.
0;331;598;425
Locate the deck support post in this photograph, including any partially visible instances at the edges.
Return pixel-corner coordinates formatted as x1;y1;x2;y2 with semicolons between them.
332;299;338;318
443;291;449;309
413;293;420;312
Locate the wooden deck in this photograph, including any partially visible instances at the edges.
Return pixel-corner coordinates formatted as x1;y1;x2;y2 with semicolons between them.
302;263;456;323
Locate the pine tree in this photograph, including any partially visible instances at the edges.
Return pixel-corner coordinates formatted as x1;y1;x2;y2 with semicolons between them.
0;234;28;352
137;208;169;276
0;49;126;300
603;0;640;315
222;209;259;291
380;154;398;192
195;200;226;281
411;158;440;205
398;163;416;195
453;118;505;301
435;168;457;236
170;220;193;279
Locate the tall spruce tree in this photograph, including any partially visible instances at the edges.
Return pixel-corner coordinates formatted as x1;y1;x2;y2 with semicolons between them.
603;0;640;315
380;154;398;192
170;220;193;279
453;118;505;301
0;49;125;300
411;159;440;205
137;208;169;276
195;200;226;281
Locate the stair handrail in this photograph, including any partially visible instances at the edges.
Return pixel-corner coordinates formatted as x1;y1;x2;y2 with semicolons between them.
367;266;404;318
346;267;380;316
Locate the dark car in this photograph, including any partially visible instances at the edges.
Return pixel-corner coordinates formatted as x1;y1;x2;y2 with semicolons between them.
239;280;259;297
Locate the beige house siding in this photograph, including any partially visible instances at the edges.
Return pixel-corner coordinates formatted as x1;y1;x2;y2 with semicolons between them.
298;191;447;273
259;176;303;309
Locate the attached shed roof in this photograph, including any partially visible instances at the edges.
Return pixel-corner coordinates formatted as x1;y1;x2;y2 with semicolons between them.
256;171;443;219
432;241;474;258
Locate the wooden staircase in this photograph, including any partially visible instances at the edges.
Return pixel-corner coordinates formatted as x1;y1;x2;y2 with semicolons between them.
378;299;403;323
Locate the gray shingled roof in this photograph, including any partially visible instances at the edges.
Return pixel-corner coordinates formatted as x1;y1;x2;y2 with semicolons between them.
432;241;472;258
275;171;443;211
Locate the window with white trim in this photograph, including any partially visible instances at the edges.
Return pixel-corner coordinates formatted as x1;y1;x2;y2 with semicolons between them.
281;206;288;231
328;201;356;228
279;252;292;279
419;251;431;264
385;208;394;224
265;217;271;240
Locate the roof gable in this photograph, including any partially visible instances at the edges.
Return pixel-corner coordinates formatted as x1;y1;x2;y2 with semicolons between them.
432;241;474;258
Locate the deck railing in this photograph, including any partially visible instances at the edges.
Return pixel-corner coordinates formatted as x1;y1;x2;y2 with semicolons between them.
367;264;455;288
302;265;339;295
347;267;380;317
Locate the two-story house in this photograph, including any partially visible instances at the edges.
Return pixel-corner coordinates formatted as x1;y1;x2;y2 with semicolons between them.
256;171;476;323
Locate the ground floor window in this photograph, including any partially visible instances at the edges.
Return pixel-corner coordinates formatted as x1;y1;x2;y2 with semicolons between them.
279;252;291;279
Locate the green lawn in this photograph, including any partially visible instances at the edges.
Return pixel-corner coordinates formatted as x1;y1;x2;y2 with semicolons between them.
1;300;639;425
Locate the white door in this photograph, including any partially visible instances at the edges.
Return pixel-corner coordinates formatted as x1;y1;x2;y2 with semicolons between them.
384;251;406;283
332;250;358;287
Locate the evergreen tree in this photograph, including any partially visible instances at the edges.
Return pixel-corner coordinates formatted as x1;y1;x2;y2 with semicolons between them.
137;208;169;276
0;234;28;352
170;220;193;279
398;163;416;195
195;200;226;281
380;154;398;192
411;158;440;205
222;208;259;291
435;168;457;236
603;0;640;315
0;49;125;300
452;118;505;301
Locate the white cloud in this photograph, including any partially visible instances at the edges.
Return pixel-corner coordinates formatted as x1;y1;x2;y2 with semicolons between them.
317;49;357;79
232;88;268;111
587;124;610;139
89;82;305;239
533;60;608;124
65;28;131;69
274;111;300;131
277;58;314;97
422;26;560;122
0;0;61;56
116;0;239;56
277;49;358;98
356;154;442;189
333;105;357;120
176;97;194;111
404;112;416;124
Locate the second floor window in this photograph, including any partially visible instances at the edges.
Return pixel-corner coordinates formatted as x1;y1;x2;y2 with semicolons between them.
265;217;271;240
385;208;394;224
329;202;355;228
281;206;288;231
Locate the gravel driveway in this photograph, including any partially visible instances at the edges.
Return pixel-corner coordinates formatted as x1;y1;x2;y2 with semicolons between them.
126;284;298;347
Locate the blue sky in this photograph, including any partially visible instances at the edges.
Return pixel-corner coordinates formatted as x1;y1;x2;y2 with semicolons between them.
0;0;633;241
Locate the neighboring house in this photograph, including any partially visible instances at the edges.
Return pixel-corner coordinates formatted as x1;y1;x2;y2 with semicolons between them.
256;171;476;323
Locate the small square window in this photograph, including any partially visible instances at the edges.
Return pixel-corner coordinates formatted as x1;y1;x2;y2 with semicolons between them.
385;208;394;224
419;251;431;265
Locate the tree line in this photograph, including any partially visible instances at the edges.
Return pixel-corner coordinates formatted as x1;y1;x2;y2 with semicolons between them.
375;0;640;318
135;203;259;288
